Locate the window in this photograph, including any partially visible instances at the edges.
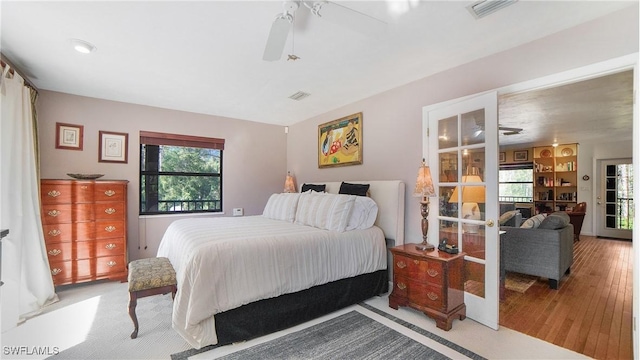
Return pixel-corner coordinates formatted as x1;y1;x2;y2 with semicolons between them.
499;163;533;203
140;131;224;215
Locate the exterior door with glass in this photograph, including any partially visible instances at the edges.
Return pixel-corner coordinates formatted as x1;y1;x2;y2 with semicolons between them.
426;91;499;329
596;159;633;240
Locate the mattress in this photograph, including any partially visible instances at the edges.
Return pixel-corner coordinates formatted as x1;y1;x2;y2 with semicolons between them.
157;215;386;348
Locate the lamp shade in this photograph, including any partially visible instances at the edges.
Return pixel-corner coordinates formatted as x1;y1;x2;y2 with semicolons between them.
413;160;435;198
283;172;296;193
449;175;485;203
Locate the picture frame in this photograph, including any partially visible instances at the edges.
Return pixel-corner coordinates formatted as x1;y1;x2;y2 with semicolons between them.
499;152;506;163
318;112;362;168
99;131;129;163
513;150;528;162
55;122;83;150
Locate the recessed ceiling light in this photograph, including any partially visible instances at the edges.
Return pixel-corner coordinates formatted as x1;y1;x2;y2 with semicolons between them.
70;39;97;54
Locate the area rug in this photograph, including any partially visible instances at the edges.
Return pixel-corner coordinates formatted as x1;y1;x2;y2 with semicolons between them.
505;272;538;293
172;305;486;360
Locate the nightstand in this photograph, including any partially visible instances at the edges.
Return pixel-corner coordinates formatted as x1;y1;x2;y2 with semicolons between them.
389;244;466;331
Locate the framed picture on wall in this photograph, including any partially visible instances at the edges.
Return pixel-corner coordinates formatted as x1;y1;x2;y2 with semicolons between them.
99;131;129;163
499;152;506;163
513;150;528;162
318;112;362;168
55;122;83;150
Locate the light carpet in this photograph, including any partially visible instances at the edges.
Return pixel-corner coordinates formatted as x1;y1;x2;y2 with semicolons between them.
504;272;538;293
173;304;486;360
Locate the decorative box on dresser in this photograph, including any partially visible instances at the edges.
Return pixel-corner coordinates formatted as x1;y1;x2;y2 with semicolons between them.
389;244;466;331
40;179;129;286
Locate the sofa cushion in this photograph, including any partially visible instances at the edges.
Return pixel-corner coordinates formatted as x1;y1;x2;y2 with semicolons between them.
499;210;520;225
539;211;571;230
520;213;547;229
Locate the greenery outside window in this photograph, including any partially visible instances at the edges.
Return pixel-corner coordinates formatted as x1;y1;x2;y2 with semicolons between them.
140;131;224;215
499;163;533;203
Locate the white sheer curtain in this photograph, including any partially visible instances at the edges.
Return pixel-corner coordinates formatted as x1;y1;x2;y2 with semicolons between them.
1;65;58;332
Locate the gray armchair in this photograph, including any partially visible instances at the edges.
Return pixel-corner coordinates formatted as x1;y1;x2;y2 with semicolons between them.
500;223;574;289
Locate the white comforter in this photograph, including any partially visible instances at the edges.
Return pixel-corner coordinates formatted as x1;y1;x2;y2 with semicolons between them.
156;215;386;348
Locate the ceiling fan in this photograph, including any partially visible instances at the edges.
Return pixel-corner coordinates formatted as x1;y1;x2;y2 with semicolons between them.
473;124;523;137
262;0;387;61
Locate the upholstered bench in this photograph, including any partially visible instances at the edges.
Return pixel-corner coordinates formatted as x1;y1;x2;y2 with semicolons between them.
128;257;177;339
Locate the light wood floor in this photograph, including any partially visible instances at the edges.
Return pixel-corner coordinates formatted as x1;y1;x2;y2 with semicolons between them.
499;235;633;359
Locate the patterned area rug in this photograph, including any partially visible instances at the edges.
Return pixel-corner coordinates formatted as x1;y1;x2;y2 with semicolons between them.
505;272;538;293
172;304;486;360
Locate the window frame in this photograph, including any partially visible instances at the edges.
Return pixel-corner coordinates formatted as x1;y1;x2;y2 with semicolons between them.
139;131;224;215
498;162;534;203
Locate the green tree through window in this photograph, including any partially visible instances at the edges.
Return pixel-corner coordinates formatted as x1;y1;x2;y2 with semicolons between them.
140;132;224;214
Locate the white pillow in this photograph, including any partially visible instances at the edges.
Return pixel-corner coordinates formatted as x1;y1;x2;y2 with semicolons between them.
295;192;355;232
345;196;378;231
262;193;300;222
520;213;547;229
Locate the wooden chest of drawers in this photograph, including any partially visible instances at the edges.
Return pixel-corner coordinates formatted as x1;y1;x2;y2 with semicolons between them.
389;244;466;331
41;179;129;286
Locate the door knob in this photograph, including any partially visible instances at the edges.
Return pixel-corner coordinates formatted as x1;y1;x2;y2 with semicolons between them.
486;219;495;227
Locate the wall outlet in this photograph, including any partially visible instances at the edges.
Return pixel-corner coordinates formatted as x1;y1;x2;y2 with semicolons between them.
233;208;244;216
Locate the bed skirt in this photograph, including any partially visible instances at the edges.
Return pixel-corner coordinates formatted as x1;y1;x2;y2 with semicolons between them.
213;269;389;346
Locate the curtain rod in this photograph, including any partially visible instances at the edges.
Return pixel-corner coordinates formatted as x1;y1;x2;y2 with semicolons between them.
0;54;38;92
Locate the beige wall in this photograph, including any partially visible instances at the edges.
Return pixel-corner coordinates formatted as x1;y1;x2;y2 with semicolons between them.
287;6;638;244
37;91;287;259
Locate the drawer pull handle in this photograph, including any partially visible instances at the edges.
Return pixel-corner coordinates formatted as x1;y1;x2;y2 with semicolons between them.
48;249;61;256
397;282;407;290
396;261;406;269
51;268;62;275
81;185;88;190
427;269;439;277
48;229;61;237
47;210;61;217
105;243;117;250
104;190;116;197
107;261;117;267
105;226;116;232
427;292;439;301
414;260;420;265
104;208;116;215
47;190;61;198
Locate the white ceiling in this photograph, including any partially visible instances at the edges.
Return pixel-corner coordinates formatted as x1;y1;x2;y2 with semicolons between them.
0;0;635;131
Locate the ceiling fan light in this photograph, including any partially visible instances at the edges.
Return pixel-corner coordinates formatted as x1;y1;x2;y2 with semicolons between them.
70;39;97;54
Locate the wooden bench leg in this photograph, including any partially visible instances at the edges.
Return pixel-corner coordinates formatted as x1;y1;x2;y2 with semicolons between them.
129;291;139;339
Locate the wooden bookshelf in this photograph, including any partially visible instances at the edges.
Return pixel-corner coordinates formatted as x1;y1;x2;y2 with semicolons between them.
533;143;578;213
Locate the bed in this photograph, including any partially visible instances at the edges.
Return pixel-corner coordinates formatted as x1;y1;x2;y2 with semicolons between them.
157;180;405;349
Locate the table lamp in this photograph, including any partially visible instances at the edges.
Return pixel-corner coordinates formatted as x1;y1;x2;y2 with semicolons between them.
449;168;485;233
413;159;436;251
283;171;296;193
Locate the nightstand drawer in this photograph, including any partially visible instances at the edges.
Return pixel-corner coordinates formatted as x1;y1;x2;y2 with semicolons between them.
394;254;444;285
409;281;445;310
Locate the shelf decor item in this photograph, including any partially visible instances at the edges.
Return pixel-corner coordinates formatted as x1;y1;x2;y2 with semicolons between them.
561;148;573;156
318;112;362;168
99;131;129;164
55;122;84;151
413;159;436;251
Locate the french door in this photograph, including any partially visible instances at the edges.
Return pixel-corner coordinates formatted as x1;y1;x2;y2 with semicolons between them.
596;158;633;240
426;91;500;329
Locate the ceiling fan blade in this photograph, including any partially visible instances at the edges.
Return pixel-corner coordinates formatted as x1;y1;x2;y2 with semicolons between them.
263;14;292;61
311;1;386;37
499;126;523;132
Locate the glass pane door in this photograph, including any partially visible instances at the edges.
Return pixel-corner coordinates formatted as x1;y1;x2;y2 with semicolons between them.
597;159;633;240
427;92;499;329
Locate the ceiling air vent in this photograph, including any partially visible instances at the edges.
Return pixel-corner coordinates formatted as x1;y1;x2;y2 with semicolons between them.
288;91;310;101
467;0;518;19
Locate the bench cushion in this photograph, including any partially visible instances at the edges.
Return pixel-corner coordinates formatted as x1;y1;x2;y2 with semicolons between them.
128;257;176;292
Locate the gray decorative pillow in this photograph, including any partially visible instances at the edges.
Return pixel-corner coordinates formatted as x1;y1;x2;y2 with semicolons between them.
538;211;570;230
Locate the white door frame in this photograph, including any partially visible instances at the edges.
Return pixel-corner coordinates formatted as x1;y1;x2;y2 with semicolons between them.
421;53;637;355
596;158;634;240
